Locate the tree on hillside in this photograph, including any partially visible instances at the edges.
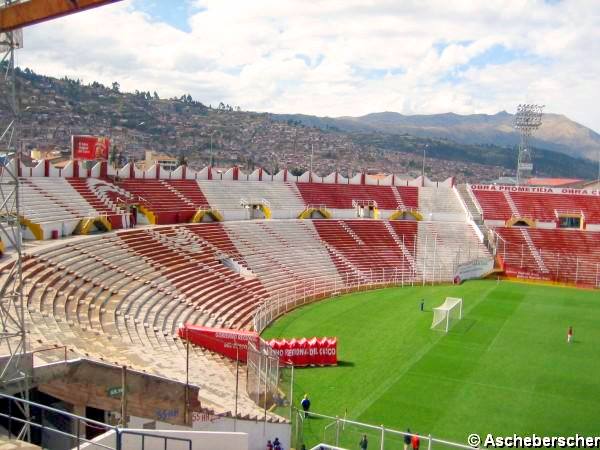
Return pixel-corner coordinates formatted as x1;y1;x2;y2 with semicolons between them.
117;151;126;168
112;81;120;93
177;152;188;166
110;144;119;168
153;91;159;100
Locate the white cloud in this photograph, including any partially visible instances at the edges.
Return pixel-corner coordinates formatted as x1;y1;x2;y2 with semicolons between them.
14;0;600;131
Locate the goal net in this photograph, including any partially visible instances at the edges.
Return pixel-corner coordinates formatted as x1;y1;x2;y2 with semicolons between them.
431;297;463;332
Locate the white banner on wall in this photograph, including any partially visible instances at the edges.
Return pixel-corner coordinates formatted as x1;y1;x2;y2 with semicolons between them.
454;257;494;284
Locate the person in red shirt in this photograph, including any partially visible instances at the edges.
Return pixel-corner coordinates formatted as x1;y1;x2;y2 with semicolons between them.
567;326;573;343
412;433;420;450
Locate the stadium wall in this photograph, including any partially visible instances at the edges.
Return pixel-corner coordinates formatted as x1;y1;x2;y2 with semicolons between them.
11;159;454;187
124;414;290;450
85;428;249;450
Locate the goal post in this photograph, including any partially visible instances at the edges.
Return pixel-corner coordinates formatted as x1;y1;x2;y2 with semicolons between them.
431;297;463;332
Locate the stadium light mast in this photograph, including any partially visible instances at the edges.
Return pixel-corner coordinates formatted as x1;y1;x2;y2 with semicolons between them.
514;103;544;185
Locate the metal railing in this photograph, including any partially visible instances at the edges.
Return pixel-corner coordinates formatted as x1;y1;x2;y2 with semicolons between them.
297;409;477;450
0;392;192;450
252;270;419;334
490;229;600;288
253;238;490;334
351;199;378;208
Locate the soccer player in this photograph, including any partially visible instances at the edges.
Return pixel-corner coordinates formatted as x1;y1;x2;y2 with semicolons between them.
360;434;368;450
404;429;412;450
301;394;311;418
412;432;420;450
420;299;425;312
567;326;573;343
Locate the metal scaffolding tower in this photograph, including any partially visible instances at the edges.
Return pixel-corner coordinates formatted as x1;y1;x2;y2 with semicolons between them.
514;103;544;185
0;3;30;440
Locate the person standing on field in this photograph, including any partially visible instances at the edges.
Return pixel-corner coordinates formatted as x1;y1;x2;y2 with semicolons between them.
412;432;420;450
359;434;368;450
420;299;425;312
567;326;573;343
301;394;311;418
404;429;412;450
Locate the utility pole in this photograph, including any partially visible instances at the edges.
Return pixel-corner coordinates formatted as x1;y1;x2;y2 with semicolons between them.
234;341;240;432
310;143;314;175
209;130;218;166
597;148;599;185
185;327;190;425
120;365;128;427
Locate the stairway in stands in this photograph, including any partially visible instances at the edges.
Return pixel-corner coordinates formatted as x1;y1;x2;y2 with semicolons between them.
456;185;483;223
339;221;365;245
503;191;521;217
322;242;371;285
392;188;406;210
520;228;549;274
383;220;416;272
67;178;121;217
160;180;197;209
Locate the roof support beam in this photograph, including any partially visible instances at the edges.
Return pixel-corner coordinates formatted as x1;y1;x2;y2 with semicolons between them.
0;0;123;32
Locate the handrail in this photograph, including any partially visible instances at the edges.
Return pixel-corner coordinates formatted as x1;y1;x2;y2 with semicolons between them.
351;199;378;208
30;345;67;365
0;392;113;429
0;412;114;450
120;430;192;450
0;392;193;450
300;409;477;450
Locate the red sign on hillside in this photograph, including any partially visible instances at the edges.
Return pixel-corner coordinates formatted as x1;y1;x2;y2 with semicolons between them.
72;135;110;160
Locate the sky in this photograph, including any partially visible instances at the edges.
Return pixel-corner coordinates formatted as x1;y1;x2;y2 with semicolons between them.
14;0;600;131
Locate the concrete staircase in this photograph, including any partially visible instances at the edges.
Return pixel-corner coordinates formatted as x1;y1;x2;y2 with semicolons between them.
392;188;406;210
339;221;365;245
503;191;520;217
520;228;549;274
383;220;416;272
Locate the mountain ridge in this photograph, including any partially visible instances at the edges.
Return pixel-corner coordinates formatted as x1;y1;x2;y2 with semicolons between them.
273;110;600;160
2;65;598;182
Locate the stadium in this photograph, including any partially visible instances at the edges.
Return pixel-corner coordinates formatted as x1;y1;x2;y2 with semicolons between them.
1;157;600;449
1;2;600;450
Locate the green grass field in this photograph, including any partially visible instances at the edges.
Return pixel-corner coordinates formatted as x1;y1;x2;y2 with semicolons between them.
262;280;600;449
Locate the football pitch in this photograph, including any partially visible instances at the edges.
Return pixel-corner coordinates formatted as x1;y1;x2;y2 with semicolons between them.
262;280;600;448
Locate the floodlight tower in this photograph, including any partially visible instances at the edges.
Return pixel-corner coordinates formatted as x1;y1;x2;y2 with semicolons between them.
514;103;544;185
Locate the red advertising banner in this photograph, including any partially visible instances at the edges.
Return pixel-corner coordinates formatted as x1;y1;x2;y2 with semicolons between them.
72;135;110;160
178;325;338;366
178;325;259;362
266;336;337;367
